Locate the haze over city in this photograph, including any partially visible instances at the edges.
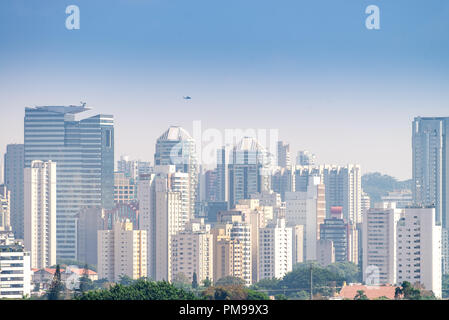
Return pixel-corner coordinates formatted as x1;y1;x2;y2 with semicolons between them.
1;0;449;180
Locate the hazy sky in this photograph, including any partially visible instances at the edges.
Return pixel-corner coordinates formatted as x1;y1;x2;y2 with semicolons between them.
1;0;449;180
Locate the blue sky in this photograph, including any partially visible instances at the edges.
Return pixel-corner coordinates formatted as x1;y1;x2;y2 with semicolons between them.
1;0;449;179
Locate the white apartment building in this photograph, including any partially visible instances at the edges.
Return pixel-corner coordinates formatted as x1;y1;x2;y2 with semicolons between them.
98;220;147;282
0;185;11;231
285;176;325;261
259;218;292;280
0;243;31;299
363;202;402;285
396;207;442;298
171;219;213;284
293;164;362;224
137;165;187;282
24;160;56;269
230;221;252;285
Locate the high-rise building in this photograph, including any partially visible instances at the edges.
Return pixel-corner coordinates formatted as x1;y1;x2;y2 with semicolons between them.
294;164;362;224
291;225;304;266
216;146;231;202
271;167;294;201
204;169;218;202
363;202;402;285
24;160;57;269
316;239;335;267
396;207;441;298
381;190;413;209
114;172;136;204
138;166;186;281
285;176;325;261
259;218;292;280
361;192;371;218
412;117;449;228
0;242;31;299
155;126;198;219
229;221;252;285
296;150;316;166
117;155;152;180
319;206;358;264
0;185;11;231
228;137;271;208
97;220;147;282
171;219;213;284
212;226;244;283
4;144;24;239
24;105;114;260
277;141;291;168
77;207;105;266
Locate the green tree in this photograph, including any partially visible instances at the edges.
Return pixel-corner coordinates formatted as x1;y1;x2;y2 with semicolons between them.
192;272;198;289
76;279;198;300
202;277;212;288
118;274;134;286
47;265;65;300
395;281;422;300
354;290;369;300
247;289;269;300
215;276;245;287
279;262;343;298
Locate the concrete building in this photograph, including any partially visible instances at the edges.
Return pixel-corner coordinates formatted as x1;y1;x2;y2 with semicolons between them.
277;141;291;168
319;206;359;264
24;160;56;269
212;226;244;283
285;176;325;261
271;167;294;202
215;211;252;285
259;218;292;280
114;172;136;204
171;219;213;284
97;220;147;282
0;185;11;231
155;126;198;219
361;192;371;218
396;207;441;298
138;166;186;281
412;117;449;228
316;239;335;267
0;242;31;299
363;202;402;285
296;150;316;166
293;164;362;224
77;207;105;266
216;146;231;202
381;190;413;209
117;155;152;180
291;225;304;266
3;144;24;239
228;137;271;207
24;105;114;260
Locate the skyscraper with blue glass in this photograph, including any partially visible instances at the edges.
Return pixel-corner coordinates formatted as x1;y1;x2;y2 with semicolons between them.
24;105;114;261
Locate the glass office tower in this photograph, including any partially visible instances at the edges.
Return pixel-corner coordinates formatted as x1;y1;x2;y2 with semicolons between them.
24;105;114;260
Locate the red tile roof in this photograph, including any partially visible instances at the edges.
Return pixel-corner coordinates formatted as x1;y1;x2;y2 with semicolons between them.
338;283;396;300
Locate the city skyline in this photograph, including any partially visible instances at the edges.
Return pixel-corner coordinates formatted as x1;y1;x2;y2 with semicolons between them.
1;0;449;180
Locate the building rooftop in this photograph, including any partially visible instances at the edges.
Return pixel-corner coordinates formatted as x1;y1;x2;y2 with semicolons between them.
157;126;193;141
26;104;91;114
338;283;396;300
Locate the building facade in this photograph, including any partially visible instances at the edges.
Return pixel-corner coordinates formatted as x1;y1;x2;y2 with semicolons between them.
4;144;24;239
24;105;114;260
24;160;56;269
